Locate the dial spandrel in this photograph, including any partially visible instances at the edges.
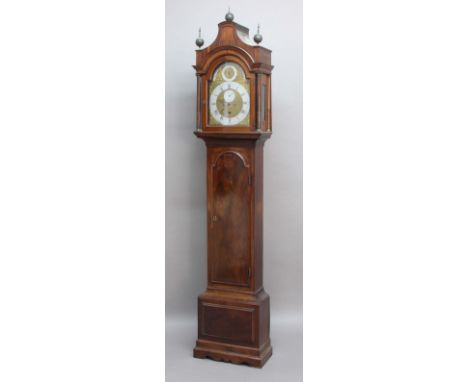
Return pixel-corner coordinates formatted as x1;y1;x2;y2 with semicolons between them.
208;62;250;126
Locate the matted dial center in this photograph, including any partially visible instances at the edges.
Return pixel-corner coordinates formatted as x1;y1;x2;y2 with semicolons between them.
217;89;242;117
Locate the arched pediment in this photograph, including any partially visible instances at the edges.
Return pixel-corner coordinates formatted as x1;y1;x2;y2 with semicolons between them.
194;21;272;75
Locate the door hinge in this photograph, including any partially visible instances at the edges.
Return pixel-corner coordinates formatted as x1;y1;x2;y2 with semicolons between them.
248;267;251;278
248;175;252;185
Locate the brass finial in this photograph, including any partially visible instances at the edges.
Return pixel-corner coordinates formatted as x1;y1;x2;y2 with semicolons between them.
225;7;234;22
195;27;204;48
254;24;263;44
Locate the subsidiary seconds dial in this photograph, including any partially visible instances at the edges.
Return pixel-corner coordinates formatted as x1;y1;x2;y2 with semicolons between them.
209;81;250;126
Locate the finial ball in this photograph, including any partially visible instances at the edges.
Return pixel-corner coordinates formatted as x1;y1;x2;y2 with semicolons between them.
196;37;204;48
254;24;263;44
225;9;234;21
195;27;204;48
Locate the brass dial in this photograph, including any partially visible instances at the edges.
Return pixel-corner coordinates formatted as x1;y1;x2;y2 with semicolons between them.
208;62;250;126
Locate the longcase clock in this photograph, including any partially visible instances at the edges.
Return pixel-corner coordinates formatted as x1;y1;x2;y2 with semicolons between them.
192;11;273;368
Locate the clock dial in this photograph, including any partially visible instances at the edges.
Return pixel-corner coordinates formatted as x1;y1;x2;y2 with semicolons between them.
209;82;250;126
208;62;250;126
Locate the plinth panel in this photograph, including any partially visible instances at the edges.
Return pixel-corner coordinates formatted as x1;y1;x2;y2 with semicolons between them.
201;303;255;344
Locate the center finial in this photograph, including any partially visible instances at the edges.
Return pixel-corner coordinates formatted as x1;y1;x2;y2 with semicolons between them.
225;7;234;21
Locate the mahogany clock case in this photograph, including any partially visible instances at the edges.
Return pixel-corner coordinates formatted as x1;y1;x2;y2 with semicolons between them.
192;19;273;367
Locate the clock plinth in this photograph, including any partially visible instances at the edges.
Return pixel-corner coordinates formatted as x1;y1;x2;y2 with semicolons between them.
193;289;272;367
192;17;273;367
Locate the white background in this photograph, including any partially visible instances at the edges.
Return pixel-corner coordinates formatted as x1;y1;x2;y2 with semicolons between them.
1;1;468;381
0;1;163;381
307;1;468;381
